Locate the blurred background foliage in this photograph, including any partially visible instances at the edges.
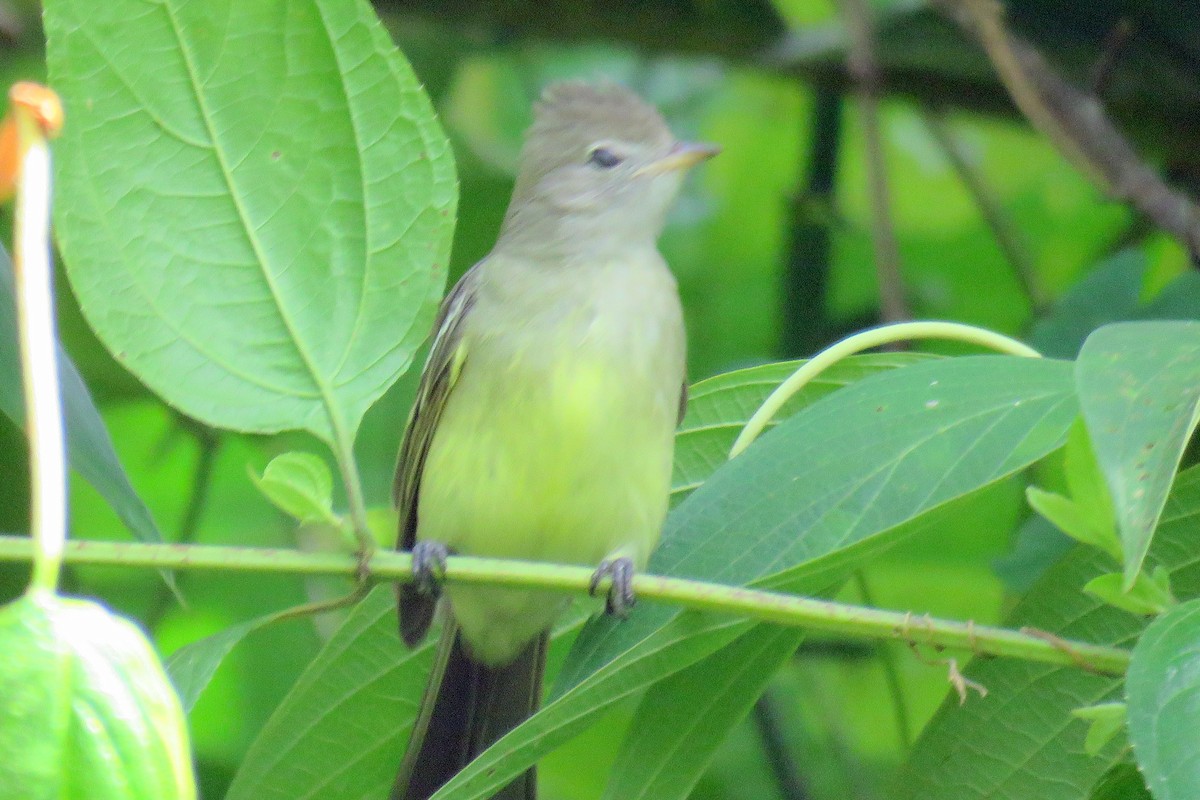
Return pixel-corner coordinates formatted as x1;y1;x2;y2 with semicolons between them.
0;0;1196;798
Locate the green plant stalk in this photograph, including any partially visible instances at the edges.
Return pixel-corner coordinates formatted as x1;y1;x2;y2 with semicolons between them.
0;536;1130;675
731;321;1042;457
331;426;374;555
12;106;65;594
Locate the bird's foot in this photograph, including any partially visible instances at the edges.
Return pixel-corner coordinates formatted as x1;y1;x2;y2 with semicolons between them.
410;540;450;596
589;557;636;618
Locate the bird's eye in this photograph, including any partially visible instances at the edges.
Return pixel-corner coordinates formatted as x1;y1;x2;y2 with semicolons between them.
587;147;623;169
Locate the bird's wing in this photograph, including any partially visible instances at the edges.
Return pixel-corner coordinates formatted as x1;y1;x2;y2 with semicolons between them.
393;262;481;549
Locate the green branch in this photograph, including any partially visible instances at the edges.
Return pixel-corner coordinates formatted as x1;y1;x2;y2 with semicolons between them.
0;536;1130;675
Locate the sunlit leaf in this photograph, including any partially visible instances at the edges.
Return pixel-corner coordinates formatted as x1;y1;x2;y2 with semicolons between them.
0;592;195;799
1070;702;1127;756
251;452;337;525
45;0;456;441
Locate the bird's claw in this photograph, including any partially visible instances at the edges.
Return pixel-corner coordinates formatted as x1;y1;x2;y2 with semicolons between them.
411;540;450;596
589;557;636;618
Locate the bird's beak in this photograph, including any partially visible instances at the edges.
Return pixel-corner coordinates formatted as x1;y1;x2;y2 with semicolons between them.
636;141;721;176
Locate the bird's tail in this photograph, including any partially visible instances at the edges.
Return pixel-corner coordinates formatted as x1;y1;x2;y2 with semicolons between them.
394;625;547;800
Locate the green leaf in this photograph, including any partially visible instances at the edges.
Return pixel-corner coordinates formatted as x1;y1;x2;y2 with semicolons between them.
226;589;424;800
672;352;933;503
1076;321;1200;586
436;355;1078;800
600;625;802;800
44;0;456;441
898;464;1200;800
1088;762;1152;800
165;617;273;713
1071;703;1127;756
993;514;1075;592
1027;486;1119;557
226;588;587;800
1031;250;1145;359
1127;596;1200;799
1083;568;1175;616
0;592;195;799
0;248;164;548
1063;418;1120;558
1031;248;1200;360
251;452;337;525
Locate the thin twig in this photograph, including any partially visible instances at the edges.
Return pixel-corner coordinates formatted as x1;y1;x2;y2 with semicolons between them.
935;0;1200;258
837;0;909;324
142;425;221;628
753;693;812;800
921;108;1046;314
853;571;912;748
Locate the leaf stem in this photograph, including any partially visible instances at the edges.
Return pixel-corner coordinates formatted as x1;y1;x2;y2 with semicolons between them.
0;535;1130;675
330;420;374;555
731;321;1042;457
9;86;65;594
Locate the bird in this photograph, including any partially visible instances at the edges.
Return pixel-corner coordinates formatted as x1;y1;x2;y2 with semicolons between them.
391;81;718;800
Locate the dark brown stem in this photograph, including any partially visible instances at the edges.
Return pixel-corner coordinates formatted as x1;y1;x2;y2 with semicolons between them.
935;0;1200;259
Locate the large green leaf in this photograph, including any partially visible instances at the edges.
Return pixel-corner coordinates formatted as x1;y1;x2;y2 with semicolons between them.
0;592;195;799
433;355;1079;800
1126;597;1200;800
600;625;802;800
899;464;1200;800
0;250;163;548
225;588;591;800
44;0;455;440
225;588;427;800
672;352;933;503
1075;321;1200;585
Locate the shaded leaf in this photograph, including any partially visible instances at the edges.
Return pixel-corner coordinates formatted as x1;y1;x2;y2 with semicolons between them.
226;588;424;800
0;247;163;547
1031;250;1145;359
600;625;802;800
226;589;590;800
993;514;1075;593
899;464;1200;800
165;617;272;713
1031;249;1200;359
1076;321;1200;585
1127;597;1200;800
1089;762;1152;800
0;592;195;799
45;0;456;441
